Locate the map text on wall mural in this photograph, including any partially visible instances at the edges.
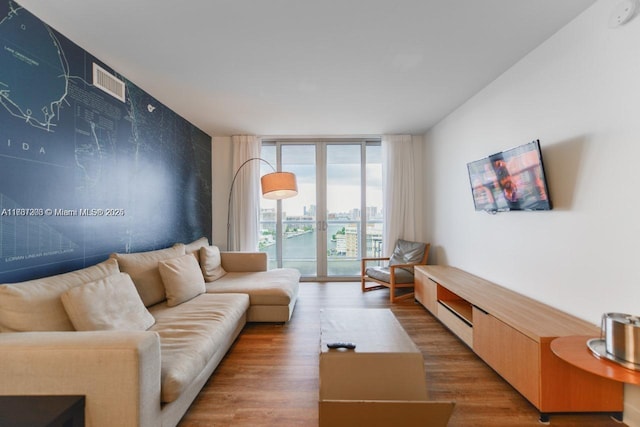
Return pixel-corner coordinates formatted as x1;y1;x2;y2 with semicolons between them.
0;1;212;282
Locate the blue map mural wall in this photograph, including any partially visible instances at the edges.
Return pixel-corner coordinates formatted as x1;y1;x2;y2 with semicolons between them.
0;1;212;282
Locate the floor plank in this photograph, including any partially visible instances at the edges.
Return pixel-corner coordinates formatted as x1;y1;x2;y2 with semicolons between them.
178;283;626;426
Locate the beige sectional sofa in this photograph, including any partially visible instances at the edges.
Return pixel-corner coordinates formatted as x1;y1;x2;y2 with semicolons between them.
210;251;300;322
0;238;300;427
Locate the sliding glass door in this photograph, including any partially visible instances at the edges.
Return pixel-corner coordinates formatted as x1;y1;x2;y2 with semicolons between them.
260;140;382;280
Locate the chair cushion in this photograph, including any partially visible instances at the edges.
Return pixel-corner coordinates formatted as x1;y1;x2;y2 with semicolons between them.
366;266;416;284
389;240;427;266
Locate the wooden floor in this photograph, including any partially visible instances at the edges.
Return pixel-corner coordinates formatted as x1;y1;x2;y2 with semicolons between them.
178;282;625;427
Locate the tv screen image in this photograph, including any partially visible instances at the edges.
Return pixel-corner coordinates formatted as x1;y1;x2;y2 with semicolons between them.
467;140;552;212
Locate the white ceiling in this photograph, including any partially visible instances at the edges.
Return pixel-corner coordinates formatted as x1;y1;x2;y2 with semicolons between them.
16;0;597;137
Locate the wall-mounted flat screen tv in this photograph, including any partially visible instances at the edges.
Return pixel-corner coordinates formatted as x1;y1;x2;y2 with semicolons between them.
467;139;552;212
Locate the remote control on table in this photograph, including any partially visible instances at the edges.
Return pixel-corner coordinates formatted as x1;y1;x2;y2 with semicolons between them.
327;342;356;350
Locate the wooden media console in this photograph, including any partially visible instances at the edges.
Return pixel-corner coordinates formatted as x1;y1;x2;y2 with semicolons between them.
415;265;624;422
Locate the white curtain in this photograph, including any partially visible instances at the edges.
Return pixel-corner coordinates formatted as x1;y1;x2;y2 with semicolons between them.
382;134;417;255
229;135;261;251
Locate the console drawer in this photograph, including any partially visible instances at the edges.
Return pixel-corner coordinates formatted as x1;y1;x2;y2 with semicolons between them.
437;302;473;348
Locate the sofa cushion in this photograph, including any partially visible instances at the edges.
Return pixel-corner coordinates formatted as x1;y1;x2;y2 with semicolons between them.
0;258;120;332
61;272;156;331
200;246;227;282
148;293;249;403
111;244;185;307
158;254;205;307
205;268;300;306
182;236;209;263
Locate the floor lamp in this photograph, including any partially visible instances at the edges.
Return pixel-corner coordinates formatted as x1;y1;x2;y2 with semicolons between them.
226;157;298;250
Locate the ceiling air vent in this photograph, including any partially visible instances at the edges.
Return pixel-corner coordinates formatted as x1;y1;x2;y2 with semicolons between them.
92;63;125;102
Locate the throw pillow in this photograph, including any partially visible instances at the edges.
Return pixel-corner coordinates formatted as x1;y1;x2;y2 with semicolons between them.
182;236;210;263
61;272;156;331
158;254;206;306
110;244;186;307
200;245;227;282
0;258;120;332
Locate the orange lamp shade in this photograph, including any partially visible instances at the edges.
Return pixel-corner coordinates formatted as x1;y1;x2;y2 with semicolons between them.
261;172;298;200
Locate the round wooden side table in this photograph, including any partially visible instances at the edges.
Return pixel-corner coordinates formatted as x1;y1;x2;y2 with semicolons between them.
551;335;640;385
551;335;640;423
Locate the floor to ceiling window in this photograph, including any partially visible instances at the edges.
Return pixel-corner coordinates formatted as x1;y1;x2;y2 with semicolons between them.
259;139;382;280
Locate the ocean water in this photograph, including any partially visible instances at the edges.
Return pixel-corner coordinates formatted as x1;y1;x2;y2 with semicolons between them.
262;224;362;277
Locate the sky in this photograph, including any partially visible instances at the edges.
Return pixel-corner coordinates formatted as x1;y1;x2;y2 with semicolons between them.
261;143;383;217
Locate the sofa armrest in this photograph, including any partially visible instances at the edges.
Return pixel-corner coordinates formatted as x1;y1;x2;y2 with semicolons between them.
220;251;268;272
0;331;161;427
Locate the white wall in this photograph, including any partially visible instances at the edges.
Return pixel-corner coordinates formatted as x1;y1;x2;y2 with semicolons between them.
211;136;233;248
423;0;640;422
411;134;429;244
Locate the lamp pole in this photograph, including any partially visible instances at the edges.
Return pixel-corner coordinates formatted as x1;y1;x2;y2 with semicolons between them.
226;157;276;251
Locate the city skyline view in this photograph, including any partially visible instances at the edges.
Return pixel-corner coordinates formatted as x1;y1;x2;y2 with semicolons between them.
259;141;383;278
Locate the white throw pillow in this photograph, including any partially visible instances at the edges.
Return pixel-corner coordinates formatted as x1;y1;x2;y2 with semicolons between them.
182;236;210;263
200;246;227;282
0;258;120;332
61;272;156;331
110;244;186;307
158;254;206;306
